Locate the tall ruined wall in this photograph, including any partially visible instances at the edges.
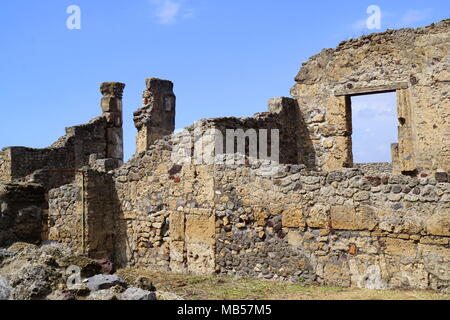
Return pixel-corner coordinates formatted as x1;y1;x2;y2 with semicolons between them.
290;20;450;173
1;117;107;185
0;82;125;188
112;136;215;273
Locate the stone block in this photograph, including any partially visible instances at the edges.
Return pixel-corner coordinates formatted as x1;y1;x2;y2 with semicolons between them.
419;244;450;281
435;172;448;183
85;274;127;292
426;210;450;236
306;204;330;229
384;238;417;258
287;231;303;246
323;261;351;287
330;206;377;231
253;207;269;227
121;287;156;300
281;207;305;228
323;136;352;171
185;213;215;245
186;243;215;275
169;212;185;241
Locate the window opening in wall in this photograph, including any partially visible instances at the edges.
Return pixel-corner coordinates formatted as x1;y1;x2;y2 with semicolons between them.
350;91;398;164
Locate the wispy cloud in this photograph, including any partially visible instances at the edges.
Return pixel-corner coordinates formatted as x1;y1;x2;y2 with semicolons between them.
399;9;433;27
350;18;368;33
150;0;193;25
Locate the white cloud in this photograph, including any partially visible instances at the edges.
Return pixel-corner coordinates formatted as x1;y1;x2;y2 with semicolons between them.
151;0;181;25
399;9;433;27
352;92;396;118
150;0;194;25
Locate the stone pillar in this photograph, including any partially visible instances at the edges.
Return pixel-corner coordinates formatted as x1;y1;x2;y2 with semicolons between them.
100;82;125;166
133;78;176;153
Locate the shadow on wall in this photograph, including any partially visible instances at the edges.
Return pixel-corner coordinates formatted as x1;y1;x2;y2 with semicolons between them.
295;105;316;169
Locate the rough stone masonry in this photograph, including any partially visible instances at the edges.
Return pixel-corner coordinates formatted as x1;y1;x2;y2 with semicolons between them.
0;20;449;292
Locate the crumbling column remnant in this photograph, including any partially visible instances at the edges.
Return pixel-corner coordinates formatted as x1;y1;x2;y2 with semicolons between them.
133;78;176;154
100;82;125;166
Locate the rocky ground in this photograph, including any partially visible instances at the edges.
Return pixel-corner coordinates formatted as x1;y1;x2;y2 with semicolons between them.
0;242;179;300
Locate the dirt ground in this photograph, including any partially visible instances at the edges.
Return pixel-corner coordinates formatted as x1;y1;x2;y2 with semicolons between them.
117;268;450;300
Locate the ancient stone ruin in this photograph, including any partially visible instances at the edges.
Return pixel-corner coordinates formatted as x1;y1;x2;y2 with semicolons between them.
0;20;449;291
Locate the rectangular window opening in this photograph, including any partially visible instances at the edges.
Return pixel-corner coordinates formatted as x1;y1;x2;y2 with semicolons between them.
350;91;398;165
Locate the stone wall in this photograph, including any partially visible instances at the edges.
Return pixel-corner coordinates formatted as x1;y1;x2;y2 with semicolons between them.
0;183;47;247
1;117;107;187
83;170;117;259
48;170;117;259
187;97;303;165
48;183;82;251
104;136;449;291
290;19;450;174
0;151;9;182
212;162;450;291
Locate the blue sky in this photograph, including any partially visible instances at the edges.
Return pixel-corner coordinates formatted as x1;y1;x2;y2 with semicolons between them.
0;1;448;162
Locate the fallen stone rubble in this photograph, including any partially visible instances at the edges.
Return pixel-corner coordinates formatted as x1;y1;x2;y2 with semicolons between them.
0;241;175;300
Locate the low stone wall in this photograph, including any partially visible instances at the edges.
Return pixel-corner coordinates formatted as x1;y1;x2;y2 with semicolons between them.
101;138;449;291
213;163;449;291
0;183;46;247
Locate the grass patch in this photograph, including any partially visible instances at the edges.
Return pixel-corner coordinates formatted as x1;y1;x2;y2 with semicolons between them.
116;267;450;301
